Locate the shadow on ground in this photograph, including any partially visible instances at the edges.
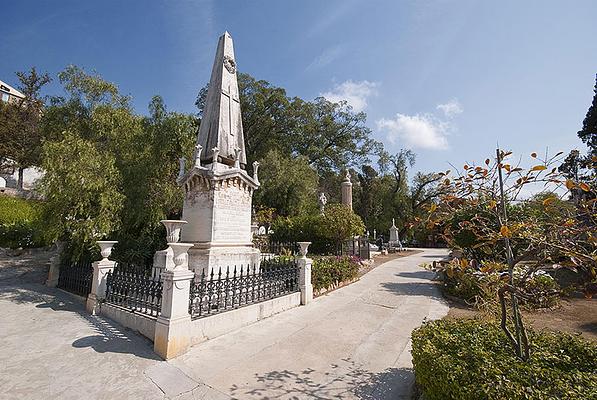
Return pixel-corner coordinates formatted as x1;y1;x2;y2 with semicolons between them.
394;270;437;280
0;268;158;360
380;280;443;301
578;322;597;335
229;358;413;400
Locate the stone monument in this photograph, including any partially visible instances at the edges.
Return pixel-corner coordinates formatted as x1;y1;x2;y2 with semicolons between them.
389;218;403;250
178;32;260;275
318;192;327;214
341;170;353;210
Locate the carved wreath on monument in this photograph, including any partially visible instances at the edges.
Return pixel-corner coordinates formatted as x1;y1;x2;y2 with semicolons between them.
223;55;236;74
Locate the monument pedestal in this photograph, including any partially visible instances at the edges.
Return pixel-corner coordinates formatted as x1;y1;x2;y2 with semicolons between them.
188;243;261;275
180;165;260;275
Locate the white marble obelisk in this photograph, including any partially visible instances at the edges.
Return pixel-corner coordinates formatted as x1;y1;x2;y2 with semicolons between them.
178;32;260;275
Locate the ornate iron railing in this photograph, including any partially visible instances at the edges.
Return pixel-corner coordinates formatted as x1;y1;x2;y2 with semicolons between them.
189;259;300;319
104;263;162;317
57;260;93;297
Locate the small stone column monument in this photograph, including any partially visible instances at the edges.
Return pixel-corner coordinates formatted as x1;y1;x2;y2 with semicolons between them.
341;170;353;210
389;218;403;251
154;241;195;359
297;242;313;305
178;32;260;275
86;241;118;315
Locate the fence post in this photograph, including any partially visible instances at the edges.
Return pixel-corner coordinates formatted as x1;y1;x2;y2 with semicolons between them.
46;241;65;287
86;241;118;315
297;242;313;305
154;242;194;360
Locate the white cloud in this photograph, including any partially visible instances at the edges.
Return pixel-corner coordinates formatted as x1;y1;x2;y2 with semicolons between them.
321;80;378;112
377;113;449;150
436;99;463;118
306;45;345;71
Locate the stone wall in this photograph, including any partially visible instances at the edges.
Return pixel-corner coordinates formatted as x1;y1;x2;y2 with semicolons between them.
189;292;301;345
100;303;156;341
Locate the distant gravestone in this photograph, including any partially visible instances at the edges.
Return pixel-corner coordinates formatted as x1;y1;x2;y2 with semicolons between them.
0;177;5;188
389;218;403;251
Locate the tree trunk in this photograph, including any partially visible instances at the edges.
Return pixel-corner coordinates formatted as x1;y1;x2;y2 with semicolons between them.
17;167;24;190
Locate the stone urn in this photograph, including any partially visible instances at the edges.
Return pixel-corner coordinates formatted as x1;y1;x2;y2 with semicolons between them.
160;220;188;243
168;243;194;271
97;241;118;261
297;242;311;257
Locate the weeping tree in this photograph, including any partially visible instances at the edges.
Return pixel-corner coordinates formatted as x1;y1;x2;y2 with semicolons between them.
426;149;596;360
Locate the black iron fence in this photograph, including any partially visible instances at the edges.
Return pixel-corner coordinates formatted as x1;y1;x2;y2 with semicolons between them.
104;263;162;317
189;259;300;319
57;260;93;297
343;237;370;260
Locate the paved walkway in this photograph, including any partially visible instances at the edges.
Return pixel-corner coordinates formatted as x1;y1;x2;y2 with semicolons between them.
0;248;448;400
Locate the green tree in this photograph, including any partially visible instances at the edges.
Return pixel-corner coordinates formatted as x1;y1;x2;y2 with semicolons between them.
41;66;197;263
40;133;124;258
196;73;380;176
253;149;318;216
560;74;597;187
578;74;597;159
321;203;365;252
0;67;50;188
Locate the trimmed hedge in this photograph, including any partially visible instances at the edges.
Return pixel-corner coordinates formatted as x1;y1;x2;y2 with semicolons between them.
0;195;49;248
312;256;360;291
412;319;597;400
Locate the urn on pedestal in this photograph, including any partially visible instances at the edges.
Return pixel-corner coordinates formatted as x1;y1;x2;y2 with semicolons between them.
97;241;118;261
161;220;188;244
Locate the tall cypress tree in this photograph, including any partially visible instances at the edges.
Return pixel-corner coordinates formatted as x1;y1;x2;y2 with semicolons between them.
578;74;597;158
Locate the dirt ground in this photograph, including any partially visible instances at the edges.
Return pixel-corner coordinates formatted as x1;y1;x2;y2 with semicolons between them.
0;247;55;283
446;294;597;341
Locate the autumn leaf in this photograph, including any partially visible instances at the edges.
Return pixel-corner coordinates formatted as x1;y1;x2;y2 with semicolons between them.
463;165;469;170
429;204;438;213
485;158;490;165
531;152;537;158
500;225;512;238
503;164;511;172
531;165;547;171
579;182;591;192
565;179;575;190
542;197;556;206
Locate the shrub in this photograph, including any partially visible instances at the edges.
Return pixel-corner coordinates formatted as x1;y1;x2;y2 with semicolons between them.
271;214;335;254
428;260;560;310
312;256;360;291
270;205;365;255
412;319;597;400
0;195;49;248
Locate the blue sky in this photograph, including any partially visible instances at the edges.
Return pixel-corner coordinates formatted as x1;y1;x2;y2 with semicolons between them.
2;0;596;176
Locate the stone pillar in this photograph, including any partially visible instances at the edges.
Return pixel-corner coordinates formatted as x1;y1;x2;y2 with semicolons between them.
46;241;65;287
154;243;194;360
297;242;313;305
86;241;118;315
341;170;353;210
